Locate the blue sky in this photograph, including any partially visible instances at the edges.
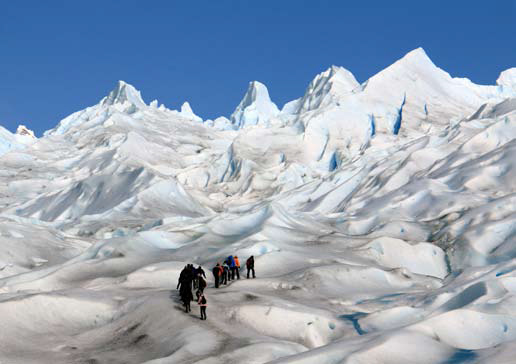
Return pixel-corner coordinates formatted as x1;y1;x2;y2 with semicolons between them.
1;0;515;136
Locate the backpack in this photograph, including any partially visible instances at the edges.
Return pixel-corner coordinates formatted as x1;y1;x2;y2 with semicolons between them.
228;256;235;267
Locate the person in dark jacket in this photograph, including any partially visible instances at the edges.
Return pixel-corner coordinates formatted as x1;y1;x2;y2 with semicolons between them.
198;274;207;293
196;265;206;279
187;264;196;291
180;285;193;312
224;257;232;282
192;265;204;290
222;262;230;284
177;265;193;290
246;256;255;279
177;265;195;309
177;265;187;289
212;263;222;288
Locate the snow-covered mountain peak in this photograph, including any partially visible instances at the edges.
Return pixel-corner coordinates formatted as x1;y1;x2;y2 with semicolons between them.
45;81;149;136
321;65;360;95
237;81;277;112
16;125;36;139
327;65;360;86
296;65;359;114
180;101;194;114
230;81;280;128
102;80;146;108
398;47;433;65
366;47;444;87
353;47;514;128
179;101;203;122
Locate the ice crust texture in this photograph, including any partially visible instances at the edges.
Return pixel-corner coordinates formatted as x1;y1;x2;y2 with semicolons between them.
0;48;515;364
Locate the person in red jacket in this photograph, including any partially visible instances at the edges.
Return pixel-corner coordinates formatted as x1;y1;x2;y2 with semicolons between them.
212;263;222;288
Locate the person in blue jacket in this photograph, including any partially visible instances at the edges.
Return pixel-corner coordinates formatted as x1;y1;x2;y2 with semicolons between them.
228;255;238;280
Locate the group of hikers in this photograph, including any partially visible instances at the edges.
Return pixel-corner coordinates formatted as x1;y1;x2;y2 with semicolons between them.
176;255;256;320
176;264;208;318
212;255;255;288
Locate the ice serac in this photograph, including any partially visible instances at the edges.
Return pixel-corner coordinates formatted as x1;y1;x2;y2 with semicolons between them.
280;98;302;115
46;80;147;136
102;80;146;108
293;66;363;165
356;47;512;129
0;126;17;155
497;68;516;92
296;65;359;114
179;102;203;122
299;47;516;147
16;125;36;139
205;116;234;130
230;81;280;128
0;123;38;156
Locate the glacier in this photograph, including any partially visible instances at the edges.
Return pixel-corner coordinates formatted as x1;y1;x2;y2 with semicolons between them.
0;48;515;364
231;81;280;129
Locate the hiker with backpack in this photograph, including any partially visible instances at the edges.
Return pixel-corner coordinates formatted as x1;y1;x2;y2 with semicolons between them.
198;273;207;293
224;257;232;282
193;265;206;290
212;263;222;288
228;255;237;280
198;292;207;320
222;261;230;285
175;265;194;312
196;265;206;279
246;255;255;279
177;265;194;296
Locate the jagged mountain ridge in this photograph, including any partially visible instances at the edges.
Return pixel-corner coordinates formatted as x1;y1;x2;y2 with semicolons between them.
1;47;515;254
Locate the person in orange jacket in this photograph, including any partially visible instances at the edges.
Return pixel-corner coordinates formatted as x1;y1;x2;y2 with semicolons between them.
234;255;241;279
